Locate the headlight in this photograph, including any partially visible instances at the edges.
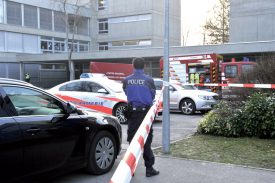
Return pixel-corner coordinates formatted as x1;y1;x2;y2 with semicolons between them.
198;95;213;100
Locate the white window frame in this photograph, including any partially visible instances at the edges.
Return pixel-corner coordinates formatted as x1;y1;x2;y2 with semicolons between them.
40;37;53;53
98;18;108;34
98;42;108;51
109;14;151;24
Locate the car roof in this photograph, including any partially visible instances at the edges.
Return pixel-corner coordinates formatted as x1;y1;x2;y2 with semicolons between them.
0;78;32;86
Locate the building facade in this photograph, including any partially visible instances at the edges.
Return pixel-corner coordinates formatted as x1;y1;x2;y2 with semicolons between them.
230;0;275;43
0;0;181;87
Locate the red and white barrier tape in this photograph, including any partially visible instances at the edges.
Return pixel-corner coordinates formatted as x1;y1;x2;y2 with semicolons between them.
109;89;163;183
182;83;275;89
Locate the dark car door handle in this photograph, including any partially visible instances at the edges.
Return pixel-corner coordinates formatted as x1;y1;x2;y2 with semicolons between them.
26;128;41;134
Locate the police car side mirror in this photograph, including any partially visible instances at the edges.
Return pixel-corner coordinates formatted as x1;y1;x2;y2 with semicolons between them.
97;88;108;94
169;86;175;92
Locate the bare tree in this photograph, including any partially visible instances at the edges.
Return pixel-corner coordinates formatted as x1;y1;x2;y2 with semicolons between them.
52;0;91;80
203;0;230;44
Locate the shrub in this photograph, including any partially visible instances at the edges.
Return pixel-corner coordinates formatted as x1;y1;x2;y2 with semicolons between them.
242;93;275;138
198;101;244;137
198;93;275;138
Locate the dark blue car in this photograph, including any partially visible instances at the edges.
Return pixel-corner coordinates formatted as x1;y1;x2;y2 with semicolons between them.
0;78;122;182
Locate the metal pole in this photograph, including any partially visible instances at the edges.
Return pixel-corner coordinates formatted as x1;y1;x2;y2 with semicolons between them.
162;0;170;154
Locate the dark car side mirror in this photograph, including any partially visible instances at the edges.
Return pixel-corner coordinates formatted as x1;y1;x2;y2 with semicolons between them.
66;102;77;114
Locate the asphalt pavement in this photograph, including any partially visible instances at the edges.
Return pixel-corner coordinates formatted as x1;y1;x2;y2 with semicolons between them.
54;153;275;183
53;113;275;183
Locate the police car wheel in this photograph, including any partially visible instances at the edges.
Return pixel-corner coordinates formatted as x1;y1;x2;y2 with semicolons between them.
114;103;127;124
86;131;117;175
180;99;196;115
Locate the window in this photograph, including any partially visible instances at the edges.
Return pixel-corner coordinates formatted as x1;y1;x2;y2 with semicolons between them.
68;14;76;33
3;86;64;116
241;64;254;74
23;34;39;53
110;40;151;48
139;40;152;46
225;65;238;78
24;5;38;28
41;64;66;70
77;17;89;36
125;40;138;46
40;8;52;30
99;42;108;51
41;37;53;53
0;0;4;23
111;41;123;47
98;0;108;10
7;1;22;25
81;82;105;93
0;31;4;51
79;41;89;52
98;19;108;33
54;11;66;32
41;64;52;70
68;41;78;52
54;38;65;52
6;32;23;52
60;81;83;91
109;14;151;24
53;64;66;70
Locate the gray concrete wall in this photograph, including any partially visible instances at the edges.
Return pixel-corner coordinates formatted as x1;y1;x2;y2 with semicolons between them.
230;0;275;42
99;0;152;17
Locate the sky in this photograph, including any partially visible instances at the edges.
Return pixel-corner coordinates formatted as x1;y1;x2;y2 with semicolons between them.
181;0;218;46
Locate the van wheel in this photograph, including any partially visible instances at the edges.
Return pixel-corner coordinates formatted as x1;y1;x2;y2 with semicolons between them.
180;99;196;115
86;131;117;175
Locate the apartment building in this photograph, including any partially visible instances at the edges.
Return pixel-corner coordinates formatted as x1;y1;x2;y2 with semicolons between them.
230;0;275;42
0;0;181;87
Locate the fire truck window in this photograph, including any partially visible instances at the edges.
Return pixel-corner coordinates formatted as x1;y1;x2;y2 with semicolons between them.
225;65;238;78
241;64;254;74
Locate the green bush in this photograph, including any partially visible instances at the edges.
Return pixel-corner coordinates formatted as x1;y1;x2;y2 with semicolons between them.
198;93;275;138
242;93;275;138
198;101;244;137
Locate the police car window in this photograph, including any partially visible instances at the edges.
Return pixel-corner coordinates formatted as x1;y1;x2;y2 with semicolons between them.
82;81;105;93
60;81;82;91
2;86;65;116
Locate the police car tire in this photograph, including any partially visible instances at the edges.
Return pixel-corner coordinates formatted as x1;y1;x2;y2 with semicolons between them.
114;103;127;124
86;131;117;175
180;99;196;115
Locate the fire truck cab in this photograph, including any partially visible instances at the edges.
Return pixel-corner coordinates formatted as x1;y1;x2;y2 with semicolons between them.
221;60;255;84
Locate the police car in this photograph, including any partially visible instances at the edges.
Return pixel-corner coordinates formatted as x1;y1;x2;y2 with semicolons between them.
48;77;128;124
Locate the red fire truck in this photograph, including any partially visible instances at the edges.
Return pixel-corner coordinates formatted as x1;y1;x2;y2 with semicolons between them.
90;62;133;81
160;54;223;92
221;59;256;84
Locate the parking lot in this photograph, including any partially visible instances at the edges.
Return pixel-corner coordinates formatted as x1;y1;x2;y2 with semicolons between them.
52;112;202;182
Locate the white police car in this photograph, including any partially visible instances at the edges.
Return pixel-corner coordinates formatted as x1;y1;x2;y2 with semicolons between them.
80;73;108;79
48;77;128;124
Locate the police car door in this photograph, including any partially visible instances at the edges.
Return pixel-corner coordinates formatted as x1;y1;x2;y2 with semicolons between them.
80;81;111;114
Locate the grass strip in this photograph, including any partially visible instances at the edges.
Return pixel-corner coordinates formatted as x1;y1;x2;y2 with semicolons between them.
154;134;275;169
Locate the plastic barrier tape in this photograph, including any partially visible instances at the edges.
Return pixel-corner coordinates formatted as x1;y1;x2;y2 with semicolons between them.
109;88;163;183
183;83;275;89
